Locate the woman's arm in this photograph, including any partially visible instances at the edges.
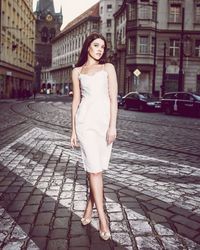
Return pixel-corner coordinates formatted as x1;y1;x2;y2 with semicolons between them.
71;68;81;148
105;63;118;145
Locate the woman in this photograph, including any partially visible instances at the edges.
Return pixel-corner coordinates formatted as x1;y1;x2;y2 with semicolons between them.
70;33;118;241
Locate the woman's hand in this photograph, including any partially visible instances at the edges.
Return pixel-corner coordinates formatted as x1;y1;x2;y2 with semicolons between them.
106;127;117;145
70;132;79;148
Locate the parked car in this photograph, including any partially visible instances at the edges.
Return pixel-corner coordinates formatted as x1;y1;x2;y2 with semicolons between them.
161;92;200;117
117;94;123;106
121;92;161;111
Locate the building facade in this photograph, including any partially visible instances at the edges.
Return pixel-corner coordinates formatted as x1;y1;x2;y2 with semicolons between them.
99;0;123;55
41;2;100;94
40;0;124;94
115;0;200;96
0;0;35;98
34;0;63;91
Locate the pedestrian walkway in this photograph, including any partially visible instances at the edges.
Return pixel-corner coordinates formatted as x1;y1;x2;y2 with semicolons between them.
0;127;199;249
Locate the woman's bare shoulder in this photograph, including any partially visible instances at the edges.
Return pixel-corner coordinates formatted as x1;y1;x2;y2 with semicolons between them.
72;66;82;74
104;63;115;73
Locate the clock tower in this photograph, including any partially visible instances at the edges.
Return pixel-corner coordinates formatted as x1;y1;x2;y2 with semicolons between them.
34;0;63;89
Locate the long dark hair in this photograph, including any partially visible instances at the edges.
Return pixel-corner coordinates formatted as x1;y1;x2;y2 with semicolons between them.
75;32;107;67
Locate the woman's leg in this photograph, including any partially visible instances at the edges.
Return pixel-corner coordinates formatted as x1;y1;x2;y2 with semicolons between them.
89;172;109;232
82;192;94;219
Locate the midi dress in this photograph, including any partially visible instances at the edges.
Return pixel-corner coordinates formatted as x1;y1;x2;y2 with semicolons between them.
75;67;112;173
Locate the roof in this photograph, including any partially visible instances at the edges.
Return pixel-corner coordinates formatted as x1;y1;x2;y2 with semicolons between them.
55;2;100;40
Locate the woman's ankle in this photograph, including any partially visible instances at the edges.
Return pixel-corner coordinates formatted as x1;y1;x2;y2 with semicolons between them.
99;215;109;232
83;206;93;219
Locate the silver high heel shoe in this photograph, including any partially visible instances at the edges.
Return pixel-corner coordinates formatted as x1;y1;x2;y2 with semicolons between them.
99;230;111;240
99;214;111;240
81;217;92;226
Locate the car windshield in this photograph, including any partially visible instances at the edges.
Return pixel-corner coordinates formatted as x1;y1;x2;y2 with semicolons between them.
193;93;200;101
139;93;153;99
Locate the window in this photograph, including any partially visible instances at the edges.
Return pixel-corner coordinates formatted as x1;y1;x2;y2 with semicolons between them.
151;37;155;54
169;39;180;56
106;33;111;42
139;4;151;19
128;3;136;20
128;37;136;55
41;27;48;43
169;4;181;23
49;28;56;41
195;40;200;57
197;75;200;93
106;19;112;27
93;22;98;29
152;1;157;21
139;36;148;54
107;4;112;12
195;2;200;23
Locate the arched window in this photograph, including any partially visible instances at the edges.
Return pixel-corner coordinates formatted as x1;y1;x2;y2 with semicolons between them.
41;27;48;43
49;28;56;41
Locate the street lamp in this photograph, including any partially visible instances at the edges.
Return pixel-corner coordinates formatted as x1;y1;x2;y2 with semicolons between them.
161;43;166;96
178;7;185;92
152;2;158;96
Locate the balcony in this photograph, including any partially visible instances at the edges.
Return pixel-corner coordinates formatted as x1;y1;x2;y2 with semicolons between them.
126;54;154;66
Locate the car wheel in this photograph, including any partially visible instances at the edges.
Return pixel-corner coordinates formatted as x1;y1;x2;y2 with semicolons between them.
124;103;129;110
197;108;200;118
164;106;172;115
139;104;144;112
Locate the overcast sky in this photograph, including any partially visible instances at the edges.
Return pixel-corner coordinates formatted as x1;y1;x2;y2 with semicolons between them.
33;0;99;30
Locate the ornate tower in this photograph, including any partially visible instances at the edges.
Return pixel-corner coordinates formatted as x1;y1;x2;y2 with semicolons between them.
34;0;62;89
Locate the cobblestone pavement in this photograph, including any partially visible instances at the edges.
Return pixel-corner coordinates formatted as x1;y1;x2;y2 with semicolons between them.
0;95;200;250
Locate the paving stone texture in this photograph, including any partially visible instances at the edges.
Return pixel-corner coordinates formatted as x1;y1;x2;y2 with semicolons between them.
0;95;200;250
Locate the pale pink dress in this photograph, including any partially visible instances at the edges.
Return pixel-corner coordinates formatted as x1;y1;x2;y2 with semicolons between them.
75;67;112;173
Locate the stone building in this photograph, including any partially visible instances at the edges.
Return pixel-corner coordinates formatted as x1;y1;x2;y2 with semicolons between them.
34;0;63;91
115;0;200;96
99;0;123;56
42;2;100;94
41;0;124;94
0;0;35;98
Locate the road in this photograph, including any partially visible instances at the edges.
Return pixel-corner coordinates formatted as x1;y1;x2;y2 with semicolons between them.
0;95;200;250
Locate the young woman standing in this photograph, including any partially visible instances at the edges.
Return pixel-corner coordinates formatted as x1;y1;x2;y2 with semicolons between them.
71;33;118;240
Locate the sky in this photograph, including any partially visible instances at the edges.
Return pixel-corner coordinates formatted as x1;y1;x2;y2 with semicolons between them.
32;0;100;30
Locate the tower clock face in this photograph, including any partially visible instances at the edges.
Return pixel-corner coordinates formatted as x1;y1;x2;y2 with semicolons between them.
46;14;53;22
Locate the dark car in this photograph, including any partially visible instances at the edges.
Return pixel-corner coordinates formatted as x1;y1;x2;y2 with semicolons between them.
121;92;161;111
161;92;200;117
117;94;123;106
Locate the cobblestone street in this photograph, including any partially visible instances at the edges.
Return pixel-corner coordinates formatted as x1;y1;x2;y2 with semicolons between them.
0;95;200;250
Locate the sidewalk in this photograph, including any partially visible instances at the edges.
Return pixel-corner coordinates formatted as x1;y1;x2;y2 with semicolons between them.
0;94;70;103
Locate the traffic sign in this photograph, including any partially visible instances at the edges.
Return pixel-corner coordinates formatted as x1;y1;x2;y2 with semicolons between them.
133;69;141;77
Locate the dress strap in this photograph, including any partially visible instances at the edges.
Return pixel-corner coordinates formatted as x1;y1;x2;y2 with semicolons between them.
74;67;81;75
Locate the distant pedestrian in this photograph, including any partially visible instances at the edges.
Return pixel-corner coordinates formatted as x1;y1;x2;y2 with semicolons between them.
71;33;118;241
33;88;37;99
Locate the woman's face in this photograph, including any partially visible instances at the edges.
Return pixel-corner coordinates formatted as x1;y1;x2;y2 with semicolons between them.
88;38;105;61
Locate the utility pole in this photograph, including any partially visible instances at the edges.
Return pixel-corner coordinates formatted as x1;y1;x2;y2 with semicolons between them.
0;0;2;61
161;43;166;96
178;7;185;92
152;6;157;96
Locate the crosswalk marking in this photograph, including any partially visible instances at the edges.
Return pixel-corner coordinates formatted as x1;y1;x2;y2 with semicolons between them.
0;127;199;249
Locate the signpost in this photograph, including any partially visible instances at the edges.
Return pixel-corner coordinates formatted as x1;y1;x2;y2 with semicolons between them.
133;69;141;90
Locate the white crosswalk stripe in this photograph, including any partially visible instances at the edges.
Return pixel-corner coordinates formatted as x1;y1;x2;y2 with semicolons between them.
0;127;200;249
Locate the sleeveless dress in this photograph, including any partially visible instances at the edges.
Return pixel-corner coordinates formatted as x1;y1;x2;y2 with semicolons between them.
75;66;112;173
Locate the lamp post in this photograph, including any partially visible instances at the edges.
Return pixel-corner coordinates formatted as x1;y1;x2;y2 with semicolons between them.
161;43;166;96
152;5;158;96
178;7;185;92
